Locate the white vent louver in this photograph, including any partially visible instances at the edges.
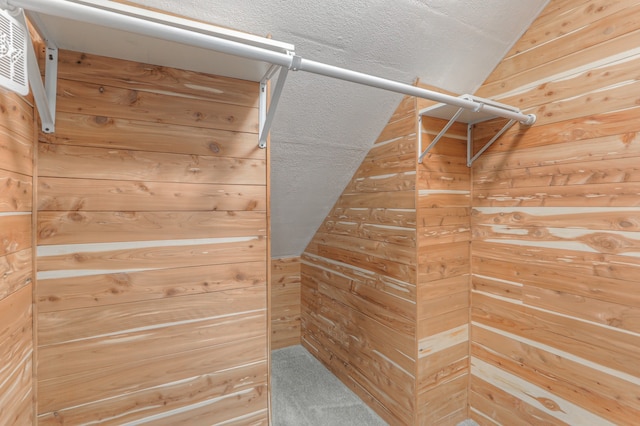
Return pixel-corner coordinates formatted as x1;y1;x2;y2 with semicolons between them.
0;8;28;96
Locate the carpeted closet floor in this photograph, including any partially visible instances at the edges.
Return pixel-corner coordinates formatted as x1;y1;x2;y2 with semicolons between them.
271;345;387;425
271;345;479;426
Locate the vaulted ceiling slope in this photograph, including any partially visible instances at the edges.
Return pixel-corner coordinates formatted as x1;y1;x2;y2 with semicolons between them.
130;0;549;257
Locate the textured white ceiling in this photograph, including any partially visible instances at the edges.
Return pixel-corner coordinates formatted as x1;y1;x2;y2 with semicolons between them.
129;0;549;258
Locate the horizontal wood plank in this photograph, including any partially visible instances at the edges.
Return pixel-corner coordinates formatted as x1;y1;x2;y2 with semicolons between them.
0;284;33;425
477;27;640;99
38;210;266;245
328;207;417;228
417;374;468;426
38;142;266;185
41;112;263;159
366;134;416;161
417;341;468;395
38;261;266;312
38;335;266;415
56;50;260;107
0;169;32;213
38;363;266;425
38;285;265;347
473;324;640;423
474;182;640;207
0;214;31;256
0;248;32;304
472;293;640;377
37;237;266;274
0;126;33;176
504;0;630;58
38;310;265;382
38;177;266;212
470;376;565;426
472;206;640;232
317;243;416;283
487;4;640;84
374;114;416;144
57;79;259;133
418;241;470;282
312;232;414;265
0;88;35;141
354;154;416;178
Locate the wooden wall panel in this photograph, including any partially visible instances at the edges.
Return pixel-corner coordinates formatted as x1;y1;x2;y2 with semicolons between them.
470;0;640;424
301;96;418;425
0;88;34;425
271;257;301;349
0;285;34;425
416;112;470;425
300;85;473;425
36;51;267;424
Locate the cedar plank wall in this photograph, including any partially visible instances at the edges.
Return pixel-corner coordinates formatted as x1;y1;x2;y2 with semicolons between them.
0;89;35;423
469;0;640;424
301;95;418;425
35;51;269;424
271;257;301;349
415;108;471;424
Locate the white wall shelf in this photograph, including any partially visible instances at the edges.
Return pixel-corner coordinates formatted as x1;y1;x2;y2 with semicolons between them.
418;94;531;166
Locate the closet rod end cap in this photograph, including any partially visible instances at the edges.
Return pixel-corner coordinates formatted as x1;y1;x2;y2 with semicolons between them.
523;114;536;126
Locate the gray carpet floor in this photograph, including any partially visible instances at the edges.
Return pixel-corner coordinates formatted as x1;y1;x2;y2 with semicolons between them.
271;345;478;426
271;345;387;426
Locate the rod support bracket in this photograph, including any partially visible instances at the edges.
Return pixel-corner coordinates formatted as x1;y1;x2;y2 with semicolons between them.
259;65;289;149
15;8;57;132
289;54;302;71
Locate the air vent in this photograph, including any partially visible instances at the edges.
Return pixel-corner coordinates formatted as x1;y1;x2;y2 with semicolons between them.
0;8;28;96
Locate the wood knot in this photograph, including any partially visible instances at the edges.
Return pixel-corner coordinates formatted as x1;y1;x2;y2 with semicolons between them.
209;142;221;153
67;212;85;222
533;396;563;412
94;116;110;125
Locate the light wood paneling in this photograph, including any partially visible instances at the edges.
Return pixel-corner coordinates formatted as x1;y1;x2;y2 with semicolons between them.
37;210;266;245
38;143;266;185
37;362;267;425
0;249;32;302
271;257;301;349
36;50;267;424
0;86;34;425
415;105;470;425
40;112;264;159
0;169;32;213
56;78;258;133
54;50;260;108
38;177;266;212
302;95;418;425
0;285;34;425
470;1;640;423
301;84;473;424
38;261;265;312
0;89;35;141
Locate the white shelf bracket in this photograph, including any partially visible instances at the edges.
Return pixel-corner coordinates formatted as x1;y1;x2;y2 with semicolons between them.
418;94;534;167
18;8;57;133
467;118;516;167
42;43;57;133
259;64;289;149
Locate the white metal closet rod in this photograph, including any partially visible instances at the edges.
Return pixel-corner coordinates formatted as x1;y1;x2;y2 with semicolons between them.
295;59;535;124
6;0;536;126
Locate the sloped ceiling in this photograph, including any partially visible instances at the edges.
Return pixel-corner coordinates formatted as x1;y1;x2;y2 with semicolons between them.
130;0;549;258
